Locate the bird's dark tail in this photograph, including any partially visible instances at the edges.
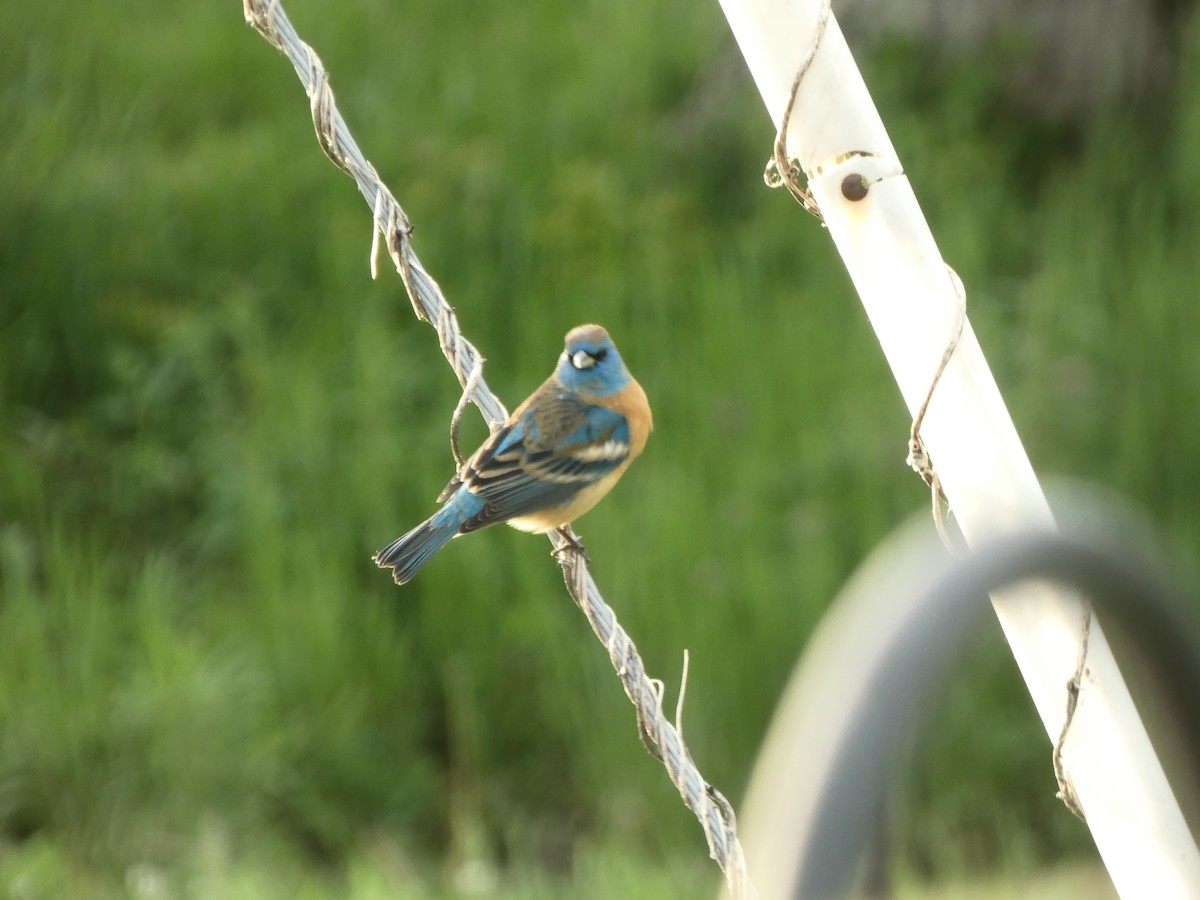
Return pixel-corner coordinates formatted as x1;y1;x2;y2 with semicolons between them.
373;516;459;585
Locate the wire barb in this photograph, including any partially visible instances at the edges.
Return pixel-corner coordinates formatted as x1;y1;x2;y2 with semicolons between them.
243;1;753;894
450;353;485;470
675;649;691;746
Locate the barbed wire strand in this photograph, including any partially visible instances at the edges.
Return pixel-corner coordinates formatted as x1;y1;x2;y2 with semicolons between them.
241;1;752;895
244;0;508;432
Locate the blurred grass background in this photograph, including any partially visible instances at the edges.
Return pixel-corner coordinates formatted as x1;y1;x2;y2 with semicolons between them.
2;0;1198;896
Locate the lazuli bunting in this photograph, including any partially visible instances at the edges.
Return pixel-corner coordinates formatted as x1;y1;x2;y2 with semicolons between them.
375;324;652;584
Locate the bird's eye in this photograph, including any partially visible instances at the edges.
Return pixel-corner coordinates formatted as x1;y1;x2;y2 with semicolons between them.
593;348;609;362
571;349;597;370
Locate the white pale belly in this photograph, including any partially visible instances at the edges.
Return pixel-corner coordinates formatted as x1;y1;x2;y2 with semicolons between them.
506;467;627;534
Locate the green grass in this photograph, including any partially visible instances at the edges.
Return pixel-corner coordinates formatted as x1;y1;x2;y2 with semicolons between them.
2;0;1200;895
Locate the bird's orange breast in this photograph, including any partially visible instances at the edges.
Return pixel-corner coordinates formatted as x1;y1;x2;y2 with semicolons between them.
599;378;652;460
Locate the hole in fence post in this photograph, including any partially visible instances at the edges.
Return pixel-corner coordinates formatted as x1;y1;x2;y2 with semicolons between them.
841;173;869;201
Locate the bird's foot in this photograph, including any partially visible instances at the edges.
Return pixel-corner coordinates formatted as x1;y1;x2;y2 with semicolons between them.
552;527;590;565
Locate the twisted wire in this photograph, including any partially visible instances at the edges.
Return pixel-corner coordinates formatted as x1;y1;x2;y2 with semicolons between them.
243;1;751;893
244;0;507;431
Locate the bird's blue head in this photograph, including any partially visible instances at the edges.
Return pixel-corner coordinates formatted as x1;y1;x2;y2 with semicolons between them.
556;324;631;398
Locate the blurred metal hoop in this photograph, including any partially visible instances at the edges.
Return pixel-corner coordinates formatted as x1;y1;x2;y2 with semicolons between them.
737;499;1200;899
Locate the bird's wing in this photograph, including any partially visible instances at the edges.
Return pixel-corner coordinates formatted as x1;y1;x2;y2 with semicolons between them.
434;418;515;503
456;396;631;533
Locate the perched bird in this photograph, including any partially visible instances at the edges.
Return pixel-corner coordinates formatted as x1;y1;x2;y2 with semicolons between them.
375;324;652;584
